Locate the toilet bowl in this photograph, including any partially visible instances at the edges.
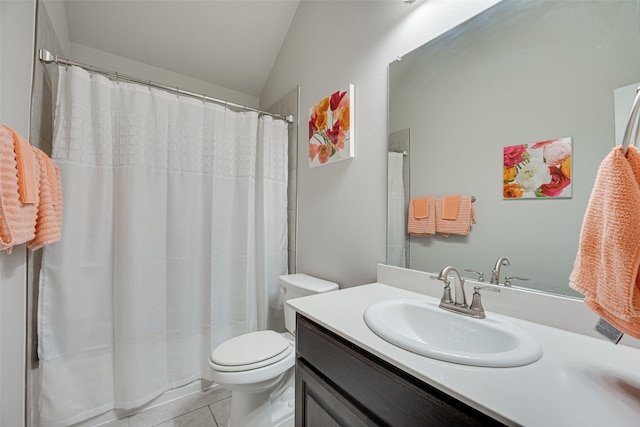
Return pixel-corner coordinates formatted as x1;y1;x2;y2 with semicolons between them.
208;274;338;427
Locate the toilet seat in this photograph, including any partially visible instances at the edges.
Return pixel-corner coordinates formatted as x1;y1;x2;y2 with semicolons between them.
210;330;292;372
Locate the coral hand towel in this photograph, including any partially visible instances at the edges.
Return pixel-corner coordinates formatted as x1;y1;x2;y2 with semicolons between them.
570;145;640;339
408;197;435;236
442;195;460;220
0;126;38;253
435;196;475;236
6;126;38;204
413;197;429;219
28;149;63;250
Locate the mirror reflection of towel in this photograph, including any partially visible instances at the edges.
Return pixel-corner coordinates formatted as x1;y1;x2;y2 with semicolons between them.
413;197;429;219
435;196;475;236
442;195;460;220
408;198;435;236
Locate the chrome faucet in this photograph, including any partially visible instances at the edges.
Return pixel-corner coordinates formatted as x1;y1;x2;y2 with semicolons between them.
437;266;467;307
490;256;510;285
435;266;499;318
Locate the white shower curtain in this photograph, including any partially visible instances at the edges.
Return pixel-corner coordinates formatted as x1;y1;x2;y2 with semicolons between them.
387;152;406;267
37;66;288;426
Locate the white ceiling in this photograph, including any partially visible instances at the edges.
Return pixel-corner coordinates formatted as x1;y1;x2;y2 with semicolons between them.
64;0;301;98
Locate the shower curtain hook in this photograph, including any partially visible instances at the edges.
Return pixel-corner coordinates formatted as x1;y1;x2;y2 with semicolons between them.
202;94;206;105
176;87;180;98
115;72;119;84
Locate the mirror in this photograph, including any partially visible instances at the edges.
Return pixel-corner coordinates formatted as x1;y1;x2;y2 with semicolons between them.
388;0;640;297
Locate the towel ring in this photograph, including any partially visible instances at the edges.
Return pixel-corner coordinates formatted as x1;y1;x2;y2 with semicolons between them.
621;87;640;156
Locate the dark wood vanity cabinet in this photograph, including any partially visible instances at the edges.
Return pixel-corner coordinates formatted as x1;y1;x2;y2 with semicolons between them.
295;314;505;427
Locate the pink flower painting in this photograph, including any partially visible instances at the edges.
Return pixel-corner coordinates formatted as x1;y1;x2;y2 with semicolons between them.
308;85;355;167
503;137;572;199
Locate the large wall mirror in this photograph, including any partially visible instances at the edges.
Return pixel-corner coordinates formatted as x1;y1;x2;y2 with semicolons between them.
387;0;640;297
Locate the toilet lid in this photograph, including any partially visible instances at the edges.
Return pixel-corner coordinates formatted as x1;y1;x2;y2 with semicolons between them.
210;330;291;369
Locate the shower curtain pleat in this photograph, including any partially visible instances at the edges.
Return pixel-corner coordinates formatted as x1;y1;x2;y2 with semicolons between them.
37;65;288;426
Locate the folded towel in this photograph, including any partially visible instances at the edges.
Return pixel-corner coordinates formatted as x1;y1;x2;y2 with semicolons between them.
0;126;38;253
408;197;435;236
442;195;460;220
6;126;38;204
28;149;63;250
569;145;640;338
435;195;475;236
413;197;429;219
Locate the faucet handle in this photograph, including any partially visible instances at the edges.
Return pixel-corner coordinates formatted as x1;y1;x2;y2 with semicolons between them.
464;268;485;282
469;286;500;318
430;274;453;303
473;285;501;293
504;276;529;287
440;283;453;304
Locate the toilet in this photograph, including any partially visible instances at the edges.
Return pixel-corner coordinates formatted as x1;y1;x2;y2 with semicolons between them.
208;273;338;427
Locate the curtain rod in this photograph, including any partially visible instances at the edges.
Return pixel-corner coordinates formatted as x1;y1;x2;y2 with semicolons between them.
38;49;294;124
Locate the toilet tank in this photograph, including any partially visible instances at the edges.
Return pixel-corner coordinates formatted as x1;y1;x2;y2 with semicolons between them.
280;273;338;334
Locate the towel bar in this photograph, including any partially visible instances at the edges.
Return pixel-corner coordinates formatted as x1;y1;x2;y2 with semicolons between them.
621;87;640;156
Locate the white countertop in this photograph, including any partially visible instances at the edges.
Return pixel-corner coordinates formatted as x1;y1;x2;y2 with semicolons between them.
288;283;640;427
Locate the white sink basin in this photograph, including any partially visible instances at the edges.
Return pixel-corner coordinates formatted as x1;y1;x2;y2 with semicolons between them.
363;299;542;367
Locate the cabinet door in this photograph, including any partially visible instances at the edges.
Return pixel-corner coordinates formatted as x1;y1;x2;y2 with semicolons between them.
296;359;380;427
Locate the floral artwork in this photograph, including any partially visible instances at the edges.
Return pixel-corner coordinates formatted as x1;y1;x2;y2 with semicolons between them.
503;137;572;199
308;84;355;167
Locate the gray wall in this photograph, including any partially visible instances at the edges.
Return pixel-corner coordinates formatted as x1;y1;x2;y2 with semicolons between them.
261;0;500;287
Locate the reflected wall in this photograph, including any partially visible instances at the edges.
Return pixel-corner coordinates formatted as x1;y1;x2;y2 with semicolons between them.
388;0;640;297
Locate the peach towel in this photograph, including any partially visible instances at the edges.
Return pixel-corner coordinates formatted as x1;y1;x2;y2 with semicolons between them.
569;145;640;338
28;149;63;250
442;195;460;220
435;196;475;236
408;197;435;236
7;126;38;204
413;197;429;219
0;126;38;253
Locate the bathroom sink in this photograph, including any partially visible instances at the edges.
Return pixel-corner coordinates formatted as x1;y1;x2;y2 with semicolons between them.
363;299;542;367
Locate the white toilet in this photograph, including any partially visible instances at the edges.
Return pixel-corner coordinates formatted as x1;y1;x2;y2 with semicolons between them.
208;273;338;427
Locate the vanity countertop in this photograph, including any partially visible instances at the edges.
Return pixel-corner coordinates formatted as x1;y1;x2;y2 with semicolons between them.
288;283;640;426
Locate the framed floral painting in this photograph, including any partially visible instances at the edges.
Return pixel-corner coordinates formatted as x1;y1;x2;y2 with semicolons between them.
503;137;572;199
308;84;355;167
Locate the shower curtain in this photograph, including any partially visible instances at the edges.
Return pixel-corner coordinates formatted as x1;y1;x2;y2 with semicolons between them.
387;152;406;267
37;66;288;426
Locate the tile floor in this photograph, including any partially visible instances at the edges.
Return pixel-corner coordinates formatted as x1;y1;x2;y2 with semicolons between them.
102;386;232;427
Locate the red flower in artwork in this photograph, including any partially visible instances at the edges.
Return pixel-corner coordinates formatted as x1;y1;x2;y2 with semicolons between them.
539;166;571;197
330;90;347;112
318;144;332;164
308;88;351;165
503;144;528;168
326;120;345;151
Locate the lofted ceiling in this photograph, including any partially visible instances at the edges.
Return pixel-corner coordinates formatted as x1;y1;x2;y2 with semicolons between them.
64;0;302;98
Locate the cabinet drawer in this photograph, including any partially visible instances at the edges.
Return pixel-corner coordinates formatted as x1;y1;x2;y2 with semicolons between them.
296;314;504;427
